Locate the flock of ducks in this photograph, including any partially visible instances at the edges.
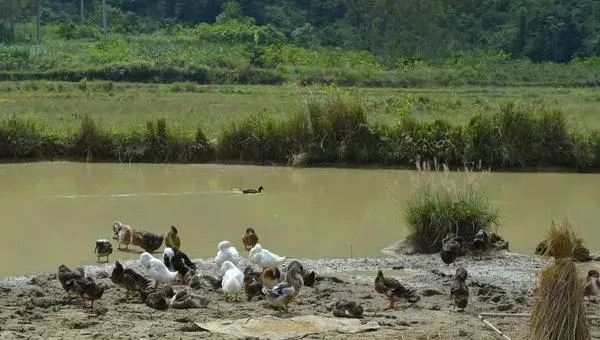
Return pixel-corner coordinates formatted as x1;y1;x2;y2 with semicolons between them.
61;221;320;313
71;224;600;317
63;220;477;316
66;220;472;315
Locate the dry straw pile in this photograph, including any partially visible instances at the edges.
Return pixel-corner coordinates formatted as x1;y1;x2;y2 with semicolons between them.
528;219;590;340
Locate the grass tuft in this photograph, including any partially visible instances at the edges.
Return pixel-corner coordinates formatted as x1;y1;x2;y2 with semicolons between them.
403;162;499;253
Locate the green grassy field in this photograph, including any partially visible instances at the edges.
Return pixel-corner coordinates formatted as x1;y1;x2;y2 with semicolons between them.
1;81;599;137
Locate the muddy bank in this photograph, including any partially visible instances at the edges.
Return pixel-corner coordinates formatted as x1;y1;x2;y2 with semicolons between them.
1;248;600;340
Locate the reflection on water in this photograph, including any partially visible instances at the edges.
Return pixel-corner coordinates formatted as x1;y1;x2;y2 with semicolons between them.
0;162;599;277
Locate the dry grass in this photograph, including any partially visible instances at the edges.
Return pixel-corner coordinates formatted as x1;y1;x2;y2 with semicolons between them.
528;219;590;340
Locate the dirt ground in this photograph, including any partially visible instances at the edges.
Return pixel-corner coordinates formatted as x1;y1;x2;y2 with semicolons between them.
2;245;600;340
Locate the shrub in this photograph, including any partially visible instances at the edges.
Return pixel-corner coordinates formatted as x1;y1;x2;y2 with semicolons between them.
71;115;111;161
403;163;500;253
0;117;43;158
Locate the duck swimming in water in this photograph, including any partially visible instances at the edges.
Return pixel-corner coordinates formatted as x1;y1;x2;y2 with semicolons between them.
94;239;113;263
242;186;263;194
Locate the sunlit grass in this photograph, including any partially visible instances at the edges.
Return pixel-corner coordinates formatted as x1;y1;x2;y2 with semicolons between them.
0;83;599;138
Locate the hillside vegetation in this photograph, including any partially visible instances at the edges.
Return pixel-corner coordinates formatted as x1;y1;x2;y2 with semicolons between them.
0;0;599;86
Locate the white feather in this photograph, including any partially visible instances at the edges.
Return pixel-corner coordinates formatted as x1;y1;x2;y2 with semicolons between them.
140;251;178;284
215;240;240;268
249;244;286;269
220;261;243;297
262;281;296;307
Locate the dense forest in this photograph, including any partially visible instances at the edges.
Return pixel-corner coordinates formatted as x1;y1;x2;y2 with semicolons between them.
2;0;599;63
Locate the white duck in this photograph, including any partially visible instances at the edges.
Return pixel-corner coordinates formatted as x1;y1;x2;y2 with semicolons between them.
140;252;178;287
249;243;286;269
215;240;241;269
220;260;244;301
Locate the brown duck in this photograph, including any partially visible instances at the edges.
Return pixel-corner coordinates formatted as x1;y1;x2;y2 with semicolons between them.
110;261;151;299
165;225;181;249
242;227;259;251
58;265;104;308
169;288;209;309
374;270;419;309
112;221;164;252
440;233;465;265
244;274;265;302
450;267;469;312
285;260;316;287
261;266;282;289
584;270;600;301
57;264;84;298
333;299;364;318
242;186;263;194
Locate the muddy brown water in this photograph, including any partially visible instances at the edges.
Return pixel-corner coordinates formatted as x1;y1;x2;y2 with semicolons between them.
0;162;599;277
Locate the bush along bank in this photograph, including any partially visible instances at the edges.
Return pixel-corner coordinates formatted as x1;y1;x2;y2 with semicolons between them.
1;97;600;171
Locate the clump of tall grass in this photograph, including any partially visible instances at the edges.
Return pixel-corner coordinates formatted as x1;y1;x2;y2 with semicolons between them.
304;87;378;163
72;115;109;162
402;161;499;253
528;219;590;340
0;117;43;158
217;112;292;164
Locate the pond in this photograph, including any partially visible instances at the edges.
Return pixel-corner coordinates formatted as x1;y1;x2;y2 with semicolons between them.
0;162;598;277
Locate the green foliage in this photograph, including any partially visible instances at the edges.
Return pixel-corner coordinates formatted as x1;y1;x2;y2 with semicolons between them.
0;91;599;171
468;103;573;167
0;45;31;70
87;38;133;64
0;117;43;158
5;0;600;65
404;165;500;253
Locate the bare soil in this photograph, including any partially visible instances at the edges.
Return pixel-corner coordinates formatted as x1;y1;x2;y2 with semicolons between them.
1;246;600;340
